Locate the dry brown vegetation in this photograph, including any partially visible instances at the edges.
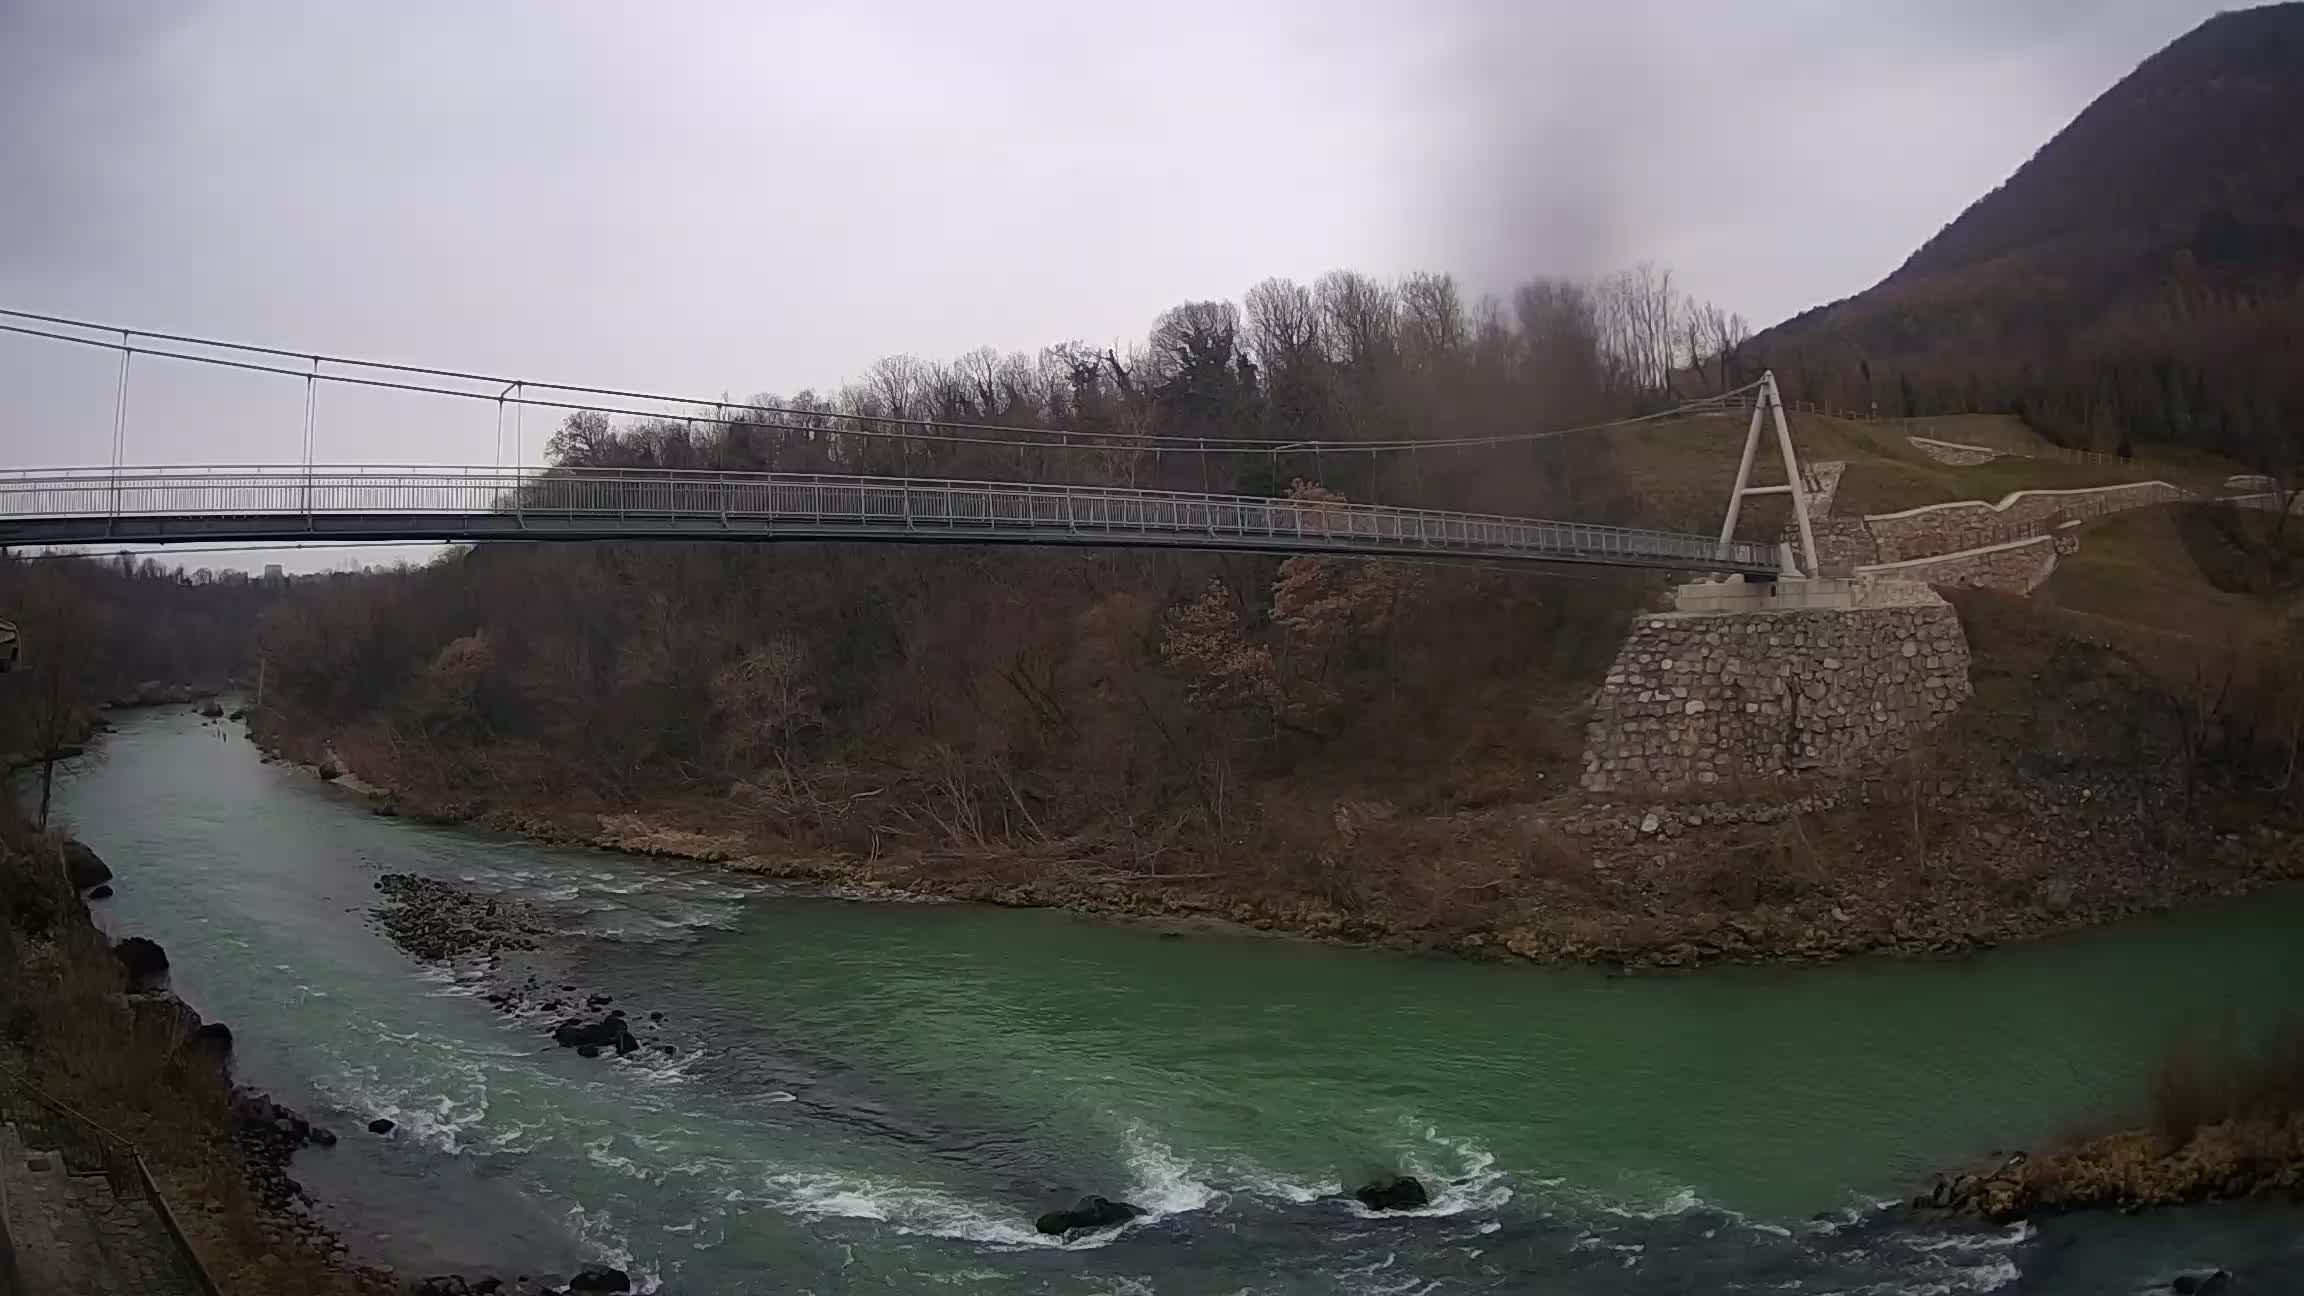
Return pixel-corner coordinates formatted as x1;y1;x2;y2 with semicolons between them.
250;264;1718;908
229;254;2304;968
1941;1024;2304;1222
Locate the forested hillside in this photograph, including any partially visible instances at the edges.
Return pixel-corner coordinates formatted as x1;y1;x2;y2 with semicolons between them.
250;265;1753;901
0;556;271;742
1753;3;2304;474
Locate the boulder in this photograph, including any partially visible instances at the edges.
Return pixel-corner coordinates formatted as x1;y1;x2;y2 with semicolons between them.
227;708;247;722
1034;1195;1145;1236
126;991;202;1039
316;762;343;782
198;701;225;719
63;840;112;890
550;1013;630;1050
1352;1175;1431;1212
232;1091;274;1128
576;1044;602;1059
87;884;114;900
2173;1273;2232;1295
309;1126;338;1147
113;937;170;991
368;1118;396;1135
568;1264;633;1293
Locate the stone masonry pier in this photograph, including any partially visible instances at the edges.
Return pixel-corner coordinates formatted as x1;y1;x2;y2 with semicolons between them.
1579;579;1973;795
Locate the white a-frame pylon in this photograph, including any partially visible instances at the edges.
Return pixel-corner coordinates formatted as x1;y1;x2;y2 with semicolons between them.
1716;370;1820;578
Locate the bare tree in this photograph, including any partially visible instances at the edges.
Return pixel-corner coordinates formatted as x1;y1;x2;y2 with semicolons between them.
1397;272;1469;375
1513;278;1609;420
1315;270;1398;376
1684;299;1752;394
711;639;819;793
1597;262;1683;395
1243;277;1321;378
5;567;111;831
1244;277;1326;439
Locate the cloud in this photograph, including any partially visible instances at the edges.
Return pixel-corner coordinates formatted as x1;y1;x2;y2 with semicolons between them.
0;3;205;267
0;0;2240;492
1410;0;2229;320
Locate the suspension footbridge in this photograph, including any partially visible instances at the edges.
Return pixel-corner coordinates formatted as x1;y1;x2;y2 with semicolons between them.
0;310;1817;577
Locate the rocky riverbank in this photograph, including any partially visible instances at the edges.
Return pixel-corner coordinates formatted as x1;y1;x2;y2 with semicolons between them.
298;748;2304;973
1917;1116;2304;1225
28;812;633;1296
232;642;2304;979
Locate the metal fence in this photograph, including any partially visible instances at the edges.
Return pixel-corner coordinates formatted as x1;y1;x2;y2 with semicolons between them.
0;1065;223;1296
0;465;1783;574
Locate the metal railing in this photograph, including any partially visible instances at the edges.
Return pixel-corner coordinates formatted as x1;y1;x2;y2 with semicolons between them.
0;1065;224;1296
0;464;1784;574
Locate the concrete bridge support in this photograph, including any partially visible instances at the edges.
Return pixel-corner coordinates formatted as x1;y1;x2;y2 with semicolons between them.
1579;578;1973;795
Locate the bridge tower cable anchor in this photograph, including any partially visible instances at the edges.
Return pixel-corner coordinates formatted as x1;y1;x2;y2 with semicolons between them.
1714;370;1820;578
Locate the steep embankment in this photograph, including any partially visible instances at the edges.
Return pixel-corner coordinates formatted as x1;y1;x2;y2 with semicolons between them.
1;822;390;1296
250;552;2304;973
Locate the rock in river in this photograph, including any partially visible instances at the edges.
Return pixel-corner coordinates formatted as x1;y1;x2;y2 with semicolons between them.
113;936;169;992
1352;1175;1431;1212
63;839;112;891
1035;1195;1145;1236
551;1013;637;1055
188;1021;234;1056
368;1118;396;1135
371;873;547;961
568;1264;633;1292
86;884;114;900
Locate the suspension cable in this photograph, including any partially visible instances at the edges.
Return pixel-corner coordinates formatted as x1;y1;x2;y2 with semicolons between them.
0;310;1763;457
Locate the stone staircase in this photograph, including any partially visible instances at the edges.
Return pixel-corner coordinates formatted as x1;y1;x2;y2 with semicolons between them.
2;1118;203;1296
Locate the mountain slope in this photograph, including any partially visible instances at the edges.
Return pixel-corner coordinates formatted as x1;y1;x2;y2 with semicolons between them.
1752;3;2304;469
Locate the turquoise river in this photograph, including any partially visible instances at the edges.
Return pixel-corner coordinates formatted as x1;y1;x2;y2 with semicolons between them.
57;707;2304;1293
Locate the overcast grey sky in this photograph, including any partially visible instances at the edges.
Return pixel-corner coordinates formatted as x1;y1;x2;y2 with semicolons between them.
0;0;2235;564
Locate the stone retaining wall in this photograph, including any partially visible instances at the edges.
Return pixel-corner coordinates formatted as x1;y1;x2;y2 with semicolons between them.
1580;596;1972;795
1908;436;2004;466
1865;481;2188;562
1855;534;2068;595
1807;517;1880;573
1775;463;1873;574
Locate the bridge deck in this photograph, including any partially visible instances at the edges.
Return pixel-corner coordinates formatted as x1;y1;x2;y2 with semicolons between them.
0;467;1781;575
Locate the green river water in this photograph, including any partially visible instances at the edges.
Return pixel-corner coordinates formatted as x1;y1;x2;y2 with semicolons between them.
56;707;2304;1293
